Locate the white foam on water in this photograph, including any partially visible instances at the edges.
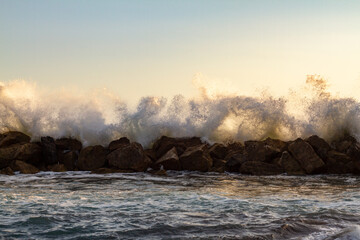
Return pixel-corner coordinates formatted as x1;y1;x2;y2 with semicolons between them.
0;76;359;147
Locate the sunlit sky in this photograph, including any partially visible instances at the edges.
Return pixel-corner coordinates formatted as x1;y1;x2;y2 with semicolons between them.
1;0;360;104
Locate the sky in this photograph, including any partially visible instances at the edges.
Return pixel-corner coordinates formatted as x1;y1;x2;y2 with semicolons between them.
1;0;360;104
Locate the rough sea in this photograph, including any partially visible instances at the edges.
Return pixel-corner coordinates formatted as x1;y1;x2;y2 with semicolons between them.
0;172;359;240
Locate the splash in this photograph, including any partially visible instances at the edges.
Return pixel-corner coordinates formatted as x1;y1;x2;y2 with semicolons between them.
0;76;359;147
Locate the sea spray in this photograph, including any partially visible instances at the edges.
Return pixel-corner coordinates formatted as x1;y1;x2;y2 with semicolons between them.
0;76;359;147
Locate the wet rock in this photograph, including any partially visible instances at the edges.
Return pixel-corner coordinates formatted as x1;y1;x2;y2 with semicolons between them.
108;137;130;151
55;138;82;152
209;143;228;159
16;143;42;166
332;135;357;153
107;142;151;172
225;151;247;172
48;164;67;172
0;131;31;148
144;149;157;162
179;144;212;172
305;135;331;160
152;136;203;158
244;140;281;163
41;137;58;165
11;160;39;174
325;150;353;174
226;141;244;153
0;167;14;175
279;151;305;175
155;147;181;170
91;168;133;174
239;161;284;175
288;139;325;174
62;151;78;171
263;137;288;152
210;158;227;173
148;169;167;176
77;145;107;171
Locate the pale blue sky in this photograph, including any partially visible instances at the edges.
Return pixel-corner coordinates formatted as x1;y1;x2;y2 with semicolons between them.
1;0;360;103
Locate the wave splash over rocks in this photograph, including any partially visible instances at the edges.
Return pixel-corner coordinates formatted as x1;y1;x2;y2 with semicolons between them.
1;76;360;147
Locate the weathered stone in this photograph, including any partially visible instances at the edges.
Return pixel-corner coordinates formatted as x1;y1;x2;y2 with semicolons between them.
148;169;167;176
0;167;14;175
55;138;82;151
91;168;133;174
263;137;288;152
226;141;244;153
152;136;203;158
144;149;157;162
279;151;305;175
77;145;107;171
107;142;151;172
239;161;284;175
305;135;331;160
179;144;212;172
210;158;226;173
208;143;228;160
155;147;181;170
108;137;130;151
225;151;247;172
11;160;39;174
288;139;325;174
48;164;67;172
16;143;42;166
0;131;31;148
41;137;57;165
244;140;281;162
62;151;78;171
325;150;353;174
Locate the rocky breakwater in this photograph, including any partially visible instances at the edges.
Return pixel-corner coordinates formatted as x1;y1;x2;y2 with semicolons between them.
0;131;360;176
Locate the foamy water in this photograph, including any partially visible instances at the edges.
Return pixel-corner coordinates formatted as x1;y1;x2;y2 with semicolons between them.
0;172;359;239
1;76;360;147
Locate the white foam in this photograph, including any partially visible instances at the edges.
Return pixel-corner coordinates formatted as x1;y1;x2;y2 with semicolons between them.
0;76;359;147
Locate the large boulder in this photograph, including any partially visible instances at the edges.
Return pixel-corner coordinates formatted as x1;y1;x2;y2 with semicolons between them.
62;151;78;171
305;135;331;160
11;160;39;174
0;167;14;175
263;137;288;152
152;136;203;158
288;139;325;174
55;138;82;152
107;142;151;172
244;140;281;163
279;151;305;175
155;147;181;170
77;145;107;171
0;143;41;168
0;131;31;148
239;161;284;175
48;164;67;172
208;143;228;159
41;137;58;165
225;151;247;172
179;144;212;172
325;150;353;174
108;137;130;151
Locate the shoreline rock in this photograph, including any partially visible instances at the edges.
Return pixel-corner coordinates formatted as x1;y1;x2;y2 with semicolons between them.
0;131;360;176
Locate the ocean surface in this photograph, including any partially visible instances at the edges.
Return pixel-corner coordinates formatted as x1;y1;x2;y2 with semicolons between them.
0;172;359;240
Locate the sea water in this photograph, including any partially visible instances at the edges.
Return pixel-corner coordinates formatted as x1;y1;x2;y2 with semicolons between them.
0;172;359;240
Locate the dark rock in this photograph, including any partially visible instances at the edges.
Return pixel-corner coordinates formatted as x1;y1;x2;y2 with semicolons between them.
263;137;288;152
144;149;157;162
288;139;325;174
244;140;281;162
55;138;82;151
155;147;181;170
0;131;31;148
0;167;14;175
41;137;58;165
279;151;305;175
179;144;212;172
77;145;107;171
152;136;203;158
107;142;151;172
305;135;331;160
226;141;244;152
108;137;130;151
239;161;284;175
148;169;167;176
16;143;42;166
325;150;353;174
225;151;247;172
209;143;228;159
210;158;226;173
48;164;67;172
11;160;39;174
62;151;78;171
